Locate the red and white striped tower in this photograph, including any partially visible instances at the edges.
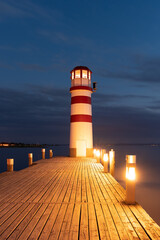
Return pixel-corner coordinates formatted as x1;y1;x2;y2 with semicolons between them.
69;66;93;157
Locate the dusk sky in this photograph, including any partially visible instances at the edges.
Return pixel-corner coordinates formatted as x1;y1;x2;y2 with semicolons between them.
1;0;160;144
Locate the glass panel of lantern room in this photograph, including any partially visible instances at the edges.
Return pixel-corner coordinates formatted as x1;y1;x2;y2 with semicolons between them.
75;78;81;86
82;70;87;78
75;70;80;78
72;71;74;79
82;78;88;86
89;71;91;80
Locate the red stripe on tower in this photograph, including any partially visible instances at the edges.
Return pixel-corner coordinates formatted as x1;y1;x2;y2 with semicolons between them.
71;96;91;104
70;114;92;122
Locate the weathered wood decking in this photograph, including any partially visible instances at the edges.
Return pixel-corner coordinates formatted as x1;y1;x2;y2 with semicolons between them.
0;157;160;239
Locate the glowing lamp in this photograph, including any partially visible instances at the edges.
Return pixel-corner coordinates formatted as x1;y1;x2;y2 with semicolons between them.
103;153;108;162
103;153;108;173
42;148;45;160
93;149;97;158
125;155;136;204
28;153;33;166
109;149;115;177
126;155;136;180
96;150;100;157
7;158;14;172
96;149;100;163
49;149;53;158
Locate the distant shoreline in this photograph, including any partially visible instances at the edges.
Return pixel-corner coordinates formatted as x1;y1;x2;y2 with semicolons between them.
0;143;69;148
0;143;160;148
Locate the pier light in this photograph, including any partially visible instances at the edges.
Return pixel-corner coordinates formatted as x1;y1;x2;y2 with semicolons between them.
96;149;100;163
103;153;108;173
28;153;33;166
42;148;45;160
125;155;136;204
126;155;136;180
109;149;115;177
49;149;53;158
93;149;97;158
96;150;100;157
7;158;14;172
103;153;108;162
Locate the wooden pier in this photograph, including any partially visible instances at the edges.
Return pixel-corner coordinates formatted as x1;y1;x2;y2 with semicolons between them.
0;157;160;239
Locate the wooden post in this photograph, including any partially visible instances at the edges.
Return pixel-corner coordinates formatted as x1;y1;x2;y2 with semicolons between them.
7;159;14;172
42;149;45;160
103;153;108;173
28;153;33;166
125;155;136;204
101;149;106;165
93;149;97;159
49;149;53;158
96;150;100;163
109;149;115;177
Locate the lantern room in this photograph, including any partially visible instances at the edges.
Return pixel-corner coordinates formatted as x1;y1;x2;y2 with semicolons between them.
70;66;92;87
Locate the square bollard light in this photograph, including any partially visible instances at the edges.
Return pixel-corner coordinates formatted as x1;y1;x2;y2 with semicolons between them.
7;159;14;172
93;149;97;158
28;153;33;166
42;149;45;160
103;153;109;173
101;149;106;165
109;149;115;177
125;155;136;204
96;150;100;163
49;149;53;158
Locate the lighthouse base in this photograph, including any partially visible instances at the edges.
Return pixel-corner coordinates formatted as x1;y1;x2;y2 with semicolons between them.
70;148;93;157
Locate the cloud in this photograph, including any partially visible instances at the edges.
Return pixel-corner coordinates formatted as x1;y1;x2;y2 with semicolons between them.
93;92;152;106
0;1;26;17
93;104;160;144
17;62;70;73
0;0;63;23
95;54;160;84
18;63;47;72
0;86;70;143
0;62;14;70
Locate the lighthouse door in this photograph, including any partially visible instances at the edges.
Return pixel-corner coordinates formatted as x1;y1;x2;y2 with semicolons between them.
76;140;86;157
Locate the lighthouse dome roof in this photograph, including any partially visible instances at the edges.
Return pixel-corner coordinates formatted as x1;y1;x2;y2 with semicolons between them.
71;66;92;73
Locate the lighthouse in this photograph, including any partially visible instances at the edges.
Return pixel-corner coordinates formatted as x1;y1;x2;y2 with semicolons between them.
69;66;94;157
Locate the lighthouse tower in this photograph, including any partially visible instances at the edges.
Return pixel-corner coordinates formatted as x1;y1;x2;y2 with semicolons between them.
69;66;93;157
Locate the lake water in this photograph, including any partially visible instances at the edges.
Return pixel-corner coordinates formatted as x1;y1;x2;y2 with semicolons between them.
0;145;159;225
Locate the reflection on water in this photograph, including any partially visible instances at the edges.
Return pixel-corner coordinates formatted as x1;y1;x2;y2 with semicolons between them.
0;145;159;225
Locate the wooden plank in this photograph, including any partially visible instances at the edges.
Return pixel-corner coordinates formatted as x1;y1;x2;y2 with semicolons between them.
58;203;75;240
88;203;99;240
18;203;49;240
129;205;160;239
7;203;42;239
122;203;150;240
68;203;81;240
38;203;61;240
48;203;68;239
79;203;89;240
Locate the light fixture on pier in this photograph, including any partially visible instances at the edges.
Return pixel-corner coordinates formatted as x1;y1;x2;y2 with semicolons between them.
125;155;136;204
93;149;97;158
103;153;108;173
96;149;100;163
109;149;115;177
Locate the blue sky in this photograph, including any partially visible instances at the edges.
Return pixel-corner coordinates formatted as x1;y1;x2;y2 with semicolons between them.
0;0;160;144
